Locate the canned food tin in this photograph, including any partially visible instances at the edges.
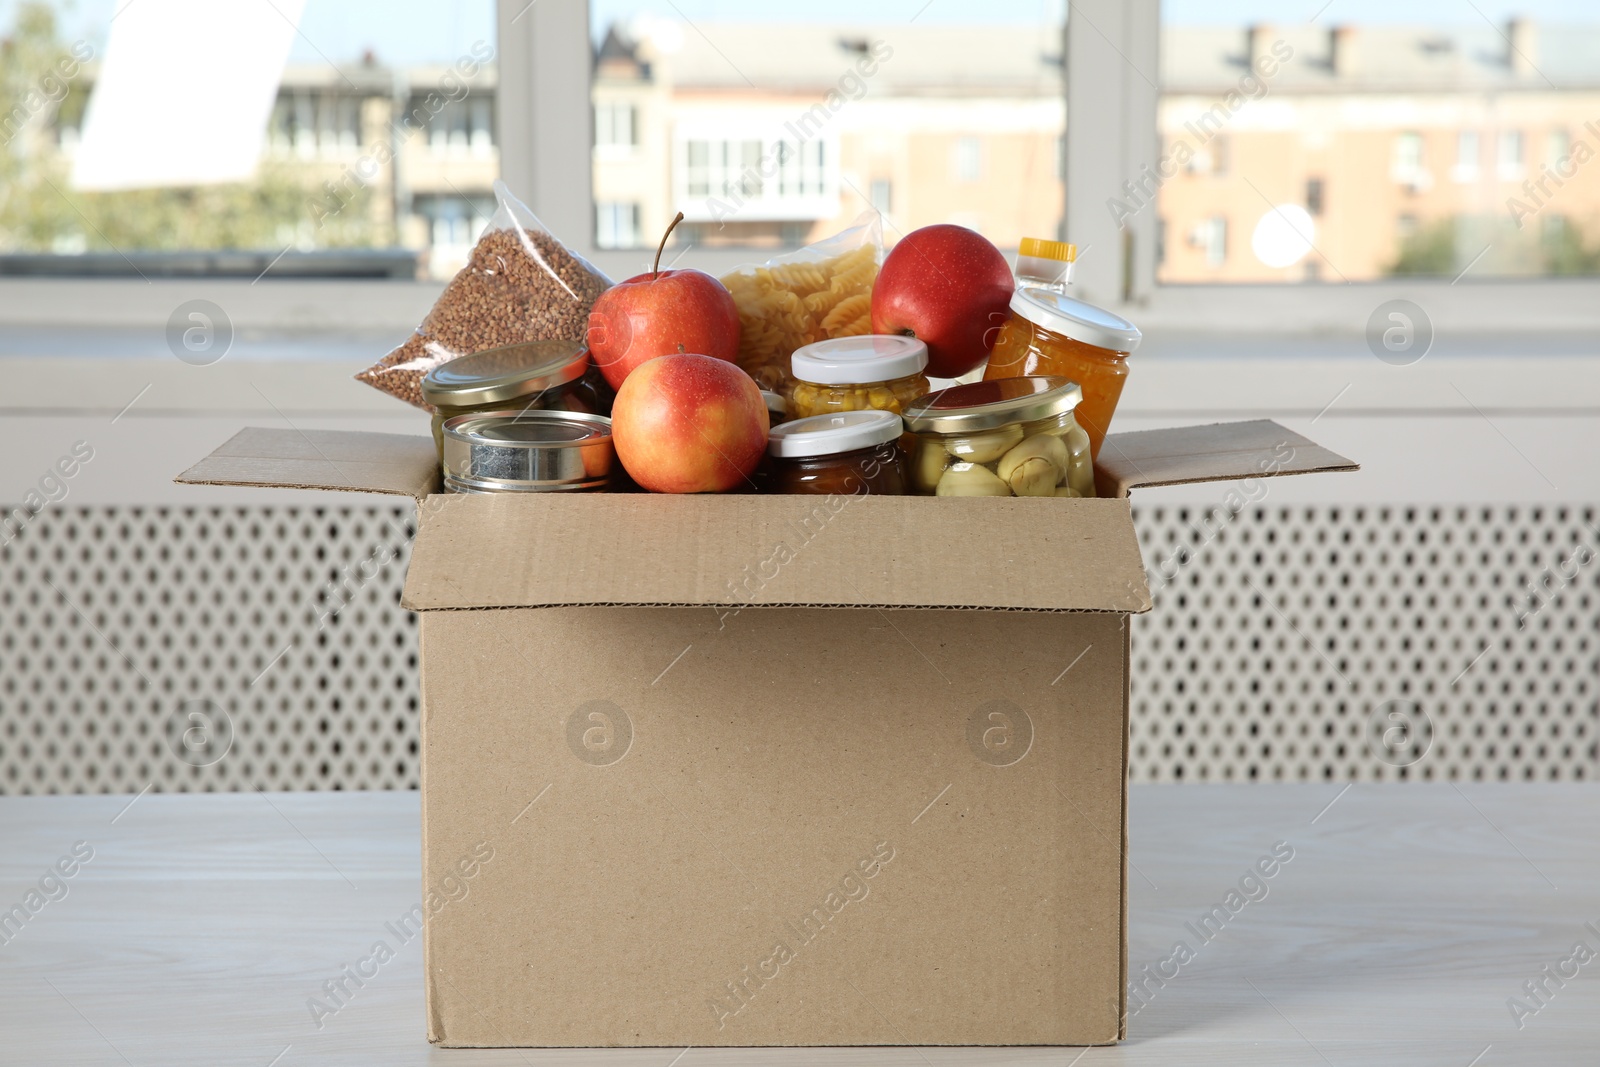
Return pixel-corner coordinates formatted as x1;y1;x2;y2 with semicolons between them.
440;410;614;493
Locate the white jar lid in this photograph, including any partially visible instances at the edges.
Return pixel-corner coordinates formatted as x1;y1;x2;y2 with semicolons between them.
1010;289;1142;353
766;409;904;458
791;334;929;385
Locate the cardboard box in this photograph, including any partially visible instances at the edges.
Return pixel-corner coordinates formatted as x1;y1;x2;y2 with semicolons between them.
178;419;1354;1047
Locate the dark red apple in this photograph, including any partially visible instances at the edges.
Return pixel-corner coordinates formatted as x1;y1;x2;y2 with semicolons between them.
587;212;741;390
611;353;769;494
870;224;1015;379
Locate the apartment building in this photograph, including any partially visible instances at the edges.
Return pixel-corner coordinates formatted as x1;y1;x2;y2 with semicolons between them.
593;18;1600;280
1158;20;1600;282
591;22;1069;252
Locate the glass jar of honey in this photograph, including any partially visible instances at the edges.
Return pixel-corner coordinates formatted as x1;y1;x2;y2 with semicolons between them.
787;335;930;420
982;290;1140;460
761;410;909;496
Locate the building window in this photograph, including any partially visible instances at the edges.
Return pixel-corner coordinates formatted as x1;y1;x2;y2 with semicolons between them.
1497;130;1524;180
732;140;763;198
684;139;767;201
870;178;892;215
470;97;493;154
777;139;825;197
953;136;982;182
596;202;641;249
1453;130;1480;182
1393;132;1424;183
426;95;494;156
686;141;711;197
418;195;494;249
1397;213;1418;238
1548;128;1571;169
1186;135;1228;176
1192;216;1227;266
1305;177;1324;216
595;102;637;149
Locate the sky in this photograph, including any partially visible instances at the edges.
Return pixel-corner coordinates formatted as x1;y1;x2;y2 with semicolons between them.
3;0;1596;67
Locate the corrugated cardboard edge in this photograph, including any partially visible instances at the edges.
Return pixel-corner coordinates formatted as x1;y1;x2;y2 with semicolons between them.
398;494;1155;616
173;426;439;501
1095;419;1358;499
1118;619;1132;1040
420;618;443;1047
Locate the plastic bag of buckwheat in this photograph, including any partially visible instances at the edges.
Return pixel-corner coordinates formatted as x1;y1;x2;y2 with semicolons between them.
356;180;612;410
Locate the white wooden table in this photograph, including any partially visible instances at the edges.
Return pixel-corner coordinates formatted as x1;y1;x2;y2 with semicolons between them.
2;785;1595;1065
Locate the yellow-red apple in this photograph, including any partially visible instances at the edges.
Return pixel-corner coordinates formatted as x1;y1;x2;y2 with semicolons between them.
612;353;769;493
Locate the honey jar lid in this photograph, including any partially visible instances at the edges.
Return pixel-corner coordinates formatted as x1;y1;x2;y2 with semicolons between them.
1009;289;1141;354
767;409;903;458
903;376;1082;435
422;340;590;407
790;335;928;386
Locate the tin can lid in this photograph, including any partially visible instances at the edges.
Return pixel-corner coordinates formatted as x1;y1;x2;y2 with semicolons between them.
791;335;928;386
767;409;903;458
422;340;590;407
1008;289;1141;353
902;376;1083;435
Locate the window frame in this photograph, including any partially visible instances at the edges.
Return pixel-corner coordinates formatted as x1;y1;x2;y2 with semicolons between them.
4;0;1600;333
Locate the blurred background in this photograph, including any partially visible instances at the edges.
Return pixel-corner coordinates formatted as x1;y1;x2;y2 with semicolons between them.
1;0;1596;793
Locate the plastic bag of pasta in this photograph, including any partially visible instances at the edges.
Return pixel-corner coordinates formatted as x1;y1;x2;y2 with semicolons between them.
719;213;883;393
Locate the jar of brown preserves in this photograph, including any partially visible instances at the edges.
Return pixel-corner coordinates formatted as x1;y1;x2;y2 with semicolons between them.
760;409;908;496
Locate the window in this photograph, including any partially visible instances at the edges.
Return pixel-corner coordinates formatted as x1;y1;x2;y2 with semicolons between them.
1192;216;1227;267
1393;133;1424;184
0;0;495;279
1305;177;1324;217
870;178;893;216
426;94;495;155
416;193;494;275
1152;5;1600;285
1453;130;1480;182
1187;135;1228;176
953;136;983;183
596;202;641;249
685;141;711;197
595;102;637;149
1547;128;1570;169
777;140;827;198
1498;130;1525;181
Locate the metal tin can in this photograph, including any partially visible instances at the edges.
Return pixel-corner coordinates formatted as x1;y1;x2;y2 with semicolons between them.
440;410;615;493
421;340;611;461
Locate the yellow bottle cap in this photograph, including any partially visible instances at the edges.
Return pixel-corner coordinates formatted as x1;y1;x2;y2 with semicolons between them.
1019;237;1077;263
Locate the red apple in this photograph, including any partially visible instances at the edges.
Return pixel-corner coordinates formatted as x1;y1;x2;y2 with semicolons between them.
611;353;769;494
587;213;741;390
870;224;1015;379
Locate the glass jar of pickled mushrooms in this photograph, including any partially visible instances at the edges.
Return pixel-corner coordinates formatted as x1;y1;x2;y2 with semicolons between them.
901;376;1095;498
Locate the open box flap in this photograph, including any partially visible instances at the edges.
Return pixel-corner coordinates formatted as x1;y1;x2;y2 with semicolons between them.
1095;419;1358;498
402;493;1153;614
174;427;439;500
